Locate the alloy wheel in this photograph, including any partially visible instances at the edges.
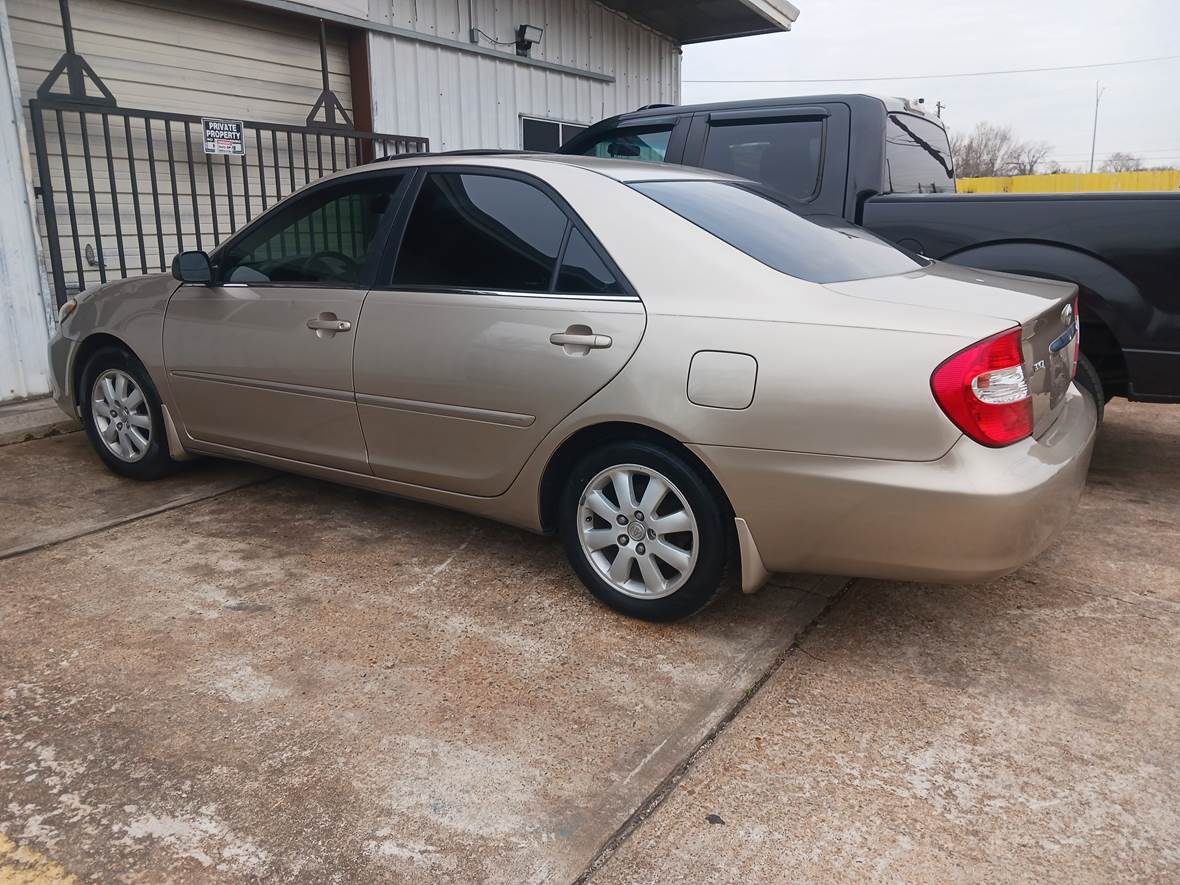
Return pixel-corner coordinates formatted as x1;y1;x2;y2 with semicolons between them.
91;368;152;463
577;463;699;600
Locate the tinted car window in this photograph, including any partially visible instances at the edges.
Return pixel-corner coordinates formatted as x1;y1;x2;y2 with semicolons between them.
885;113;955;194
557;229;623;295
632;180;927;283
579;126;673;161
703;119;823;201
394;173;569;292
221;175;403;284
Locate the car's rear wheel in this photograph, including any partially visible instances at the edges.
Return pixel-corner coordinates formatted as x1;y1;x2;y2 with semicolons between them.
559;442;728;621
79;345;179;480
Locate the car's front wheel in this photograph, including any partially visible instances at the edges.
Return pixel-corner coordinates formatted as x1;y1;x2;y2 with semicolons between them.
79;345;180;480
559;442;728;621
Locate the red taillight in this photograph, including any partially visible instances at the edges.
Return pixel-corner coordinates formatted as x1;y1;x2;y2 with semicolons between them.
931;327;1033;447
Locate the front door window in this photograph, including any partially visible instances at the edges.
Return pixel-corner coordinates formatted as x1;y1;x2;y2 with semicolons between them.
219;175;404;285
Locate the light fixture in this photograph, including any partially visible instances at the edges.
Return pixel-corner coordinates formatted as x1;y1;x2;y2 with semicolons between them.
515;24;543;57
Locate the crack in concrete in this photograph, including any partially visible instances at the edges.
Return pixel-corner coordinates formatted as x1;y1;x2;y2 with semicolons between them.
571;577;856;884
0;475;276;562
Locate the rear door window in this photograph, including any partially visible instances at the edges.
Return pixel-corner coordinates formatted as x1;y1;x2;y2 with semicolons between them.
391;171;625;296
702;119;824;201
884;113;955;193
394;173;567;292
578;125;674;161
556;229;623;295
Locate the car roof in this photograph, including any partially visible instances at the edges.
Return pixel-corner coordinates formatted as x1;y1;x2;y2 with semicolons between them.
361;151;739;183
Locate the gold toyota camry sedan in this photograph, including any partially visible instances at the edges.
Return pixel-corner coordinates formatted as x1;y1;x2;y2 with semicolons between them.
48;154;1096;621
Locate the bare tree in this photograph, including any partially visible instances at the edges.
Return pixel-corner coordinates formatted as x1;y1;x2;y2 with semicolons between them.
950;123;1014;178
1100;152;1143;173
1007;141;1054;176
950;122;1054;177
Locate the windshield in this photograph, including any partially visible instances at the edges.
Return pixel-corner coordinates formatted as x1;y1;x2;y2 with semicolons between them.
631;180;929;283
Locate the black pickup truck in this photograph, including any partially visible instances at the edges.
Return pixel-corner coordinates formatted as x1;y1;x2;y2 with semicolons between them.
561;95;1180;417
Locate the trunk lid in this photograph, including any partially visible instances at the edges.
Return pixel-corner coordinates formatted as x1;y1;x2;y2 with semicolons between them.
826;261;1080;437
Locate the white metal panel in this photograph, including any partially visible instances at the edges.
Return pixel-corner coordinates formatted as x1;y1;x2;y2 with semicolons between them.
367;0;681;151
0;0;51;401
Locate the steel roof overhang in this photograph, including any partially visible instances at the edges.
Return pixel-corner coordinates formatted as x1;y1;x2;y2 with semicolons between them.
596;0;800;43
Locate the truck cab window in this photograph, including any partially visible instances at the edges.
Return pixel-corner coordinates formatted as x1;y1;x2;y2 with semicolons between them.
579;126;673;161
884;114;955;194
703;119;824;201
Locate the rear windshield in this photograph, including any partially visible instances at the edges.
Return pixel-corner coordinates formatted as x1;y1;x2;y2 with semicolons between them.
884;113;955;194
631;180;928;283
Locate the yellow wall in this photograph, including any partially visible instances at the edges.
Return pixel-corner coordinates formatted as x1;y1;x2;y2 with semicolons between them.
957;170;1180;193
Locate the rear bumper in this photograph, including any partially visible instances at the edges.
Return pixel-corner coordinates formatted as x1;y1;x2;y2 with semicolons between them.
692;384;1097;584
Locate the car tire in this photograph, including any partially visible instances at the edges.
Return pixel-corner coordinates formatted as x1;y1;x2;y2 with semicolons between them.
1074;353;1105;425
79;345;180;480
559;441;729;621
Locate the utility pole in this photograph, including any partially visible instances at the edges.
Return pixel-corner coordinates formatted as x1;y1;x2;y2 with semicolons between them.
1089;81;1106;173
935;101;945;119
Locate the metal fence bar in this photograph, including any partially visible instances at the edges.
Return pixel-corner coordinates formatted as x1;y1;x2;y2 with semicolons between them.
77;111;106;284
183;120;202;252
286;131;296;193
143;117;166;272
164;119;183;253
122;115;148;275
54;108;86;290
239;148;252;223
254;127;268;212
100;112;127;282
270;130;281;202
223;154;237;233
204;147;220;244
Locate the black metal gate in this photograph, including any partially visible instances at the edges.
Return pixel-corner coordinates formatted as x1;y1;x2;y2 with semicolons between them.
29;2;429;307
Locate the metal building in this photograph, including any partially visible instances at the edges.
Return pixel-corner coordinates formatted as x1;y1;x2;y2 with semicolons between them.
0;0;799;402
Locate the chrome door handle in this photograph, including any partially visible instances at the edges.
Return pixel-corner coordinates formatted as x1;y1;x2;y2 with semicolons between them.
549;332;612;349
307;318;352;332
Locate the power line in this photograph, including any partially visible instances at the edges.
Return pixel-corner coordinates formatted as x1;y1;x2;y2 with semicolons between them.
684;54;1180;84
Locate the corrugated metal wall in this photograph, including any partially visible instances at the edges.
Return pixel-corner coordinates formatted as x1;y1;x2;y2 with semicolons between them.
367;0;681;151
958;170;1180;193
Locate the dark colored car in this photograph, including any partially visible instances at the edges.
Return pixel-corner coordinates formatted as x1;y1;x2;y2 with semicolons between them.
561;94;1180;418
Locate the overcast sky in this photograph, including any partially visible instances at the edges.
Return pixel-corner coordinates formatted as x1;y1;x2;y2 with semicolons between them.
683;0;1180;171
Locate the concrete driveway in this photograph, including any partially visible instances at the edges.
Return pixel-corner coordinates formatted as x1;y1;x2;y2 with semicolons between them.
0;434;837;883
1;401;1177;883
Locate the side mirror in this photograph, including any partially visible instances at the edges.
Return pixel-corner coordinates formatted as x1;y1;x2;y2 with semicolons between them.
171;250;212;284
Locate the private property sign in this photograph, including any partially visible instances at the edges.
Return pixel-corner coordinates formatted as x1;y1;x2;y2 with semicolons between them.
202;118;245;155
